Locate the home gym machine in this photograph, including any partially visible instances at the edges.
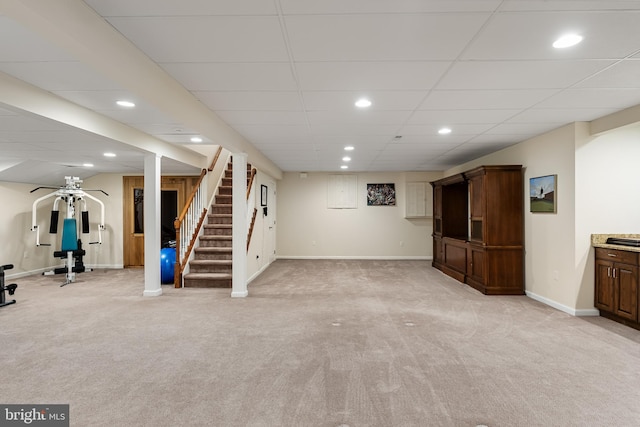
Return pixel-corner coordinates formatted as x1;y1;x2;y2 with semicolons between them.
0;264;17;308
31;176;107;286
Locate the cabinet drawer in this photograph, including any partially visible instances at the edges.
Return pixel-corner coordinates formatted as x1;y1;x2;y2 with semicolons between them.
595;248;638;265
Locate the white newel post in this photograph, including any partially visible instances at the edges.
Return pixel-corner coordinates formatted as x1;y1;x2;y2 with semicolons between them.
232;152;248;297
143;153;162;297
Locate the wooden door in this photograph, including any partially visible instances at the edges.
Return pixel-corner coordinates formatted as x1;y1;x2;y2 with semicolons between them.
123;176;188;267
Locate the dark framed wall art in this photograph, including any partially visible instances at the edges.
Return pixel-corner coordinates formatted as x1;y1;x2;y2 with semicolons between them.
367;183;396;206
261;184;268;207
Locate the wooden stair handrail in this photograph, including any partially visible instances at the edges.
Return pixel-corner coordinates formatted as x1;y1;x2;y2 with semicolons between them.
246;167;257;200
208;146;223;172
177;168;207;224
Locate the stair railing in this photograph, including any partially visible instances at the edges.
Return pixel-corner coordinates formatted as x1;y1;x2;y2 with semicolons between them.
173;168;207;288
173;147;224;288
246;168;258;250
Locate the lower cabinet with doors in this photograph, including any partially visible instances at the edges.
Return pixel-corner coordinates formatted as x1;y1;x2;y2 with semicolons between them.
595;247;639;328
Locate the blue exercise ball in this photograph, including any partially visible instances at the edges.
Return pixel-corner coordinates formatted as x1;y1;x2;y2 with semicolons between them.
160;247;176;284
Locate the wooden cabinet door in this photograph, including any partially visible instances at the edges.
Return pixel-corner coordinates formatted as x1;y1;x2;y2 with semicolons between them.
468;175;484;242
614;263;638;321
595;259;615;312
467;245;486;286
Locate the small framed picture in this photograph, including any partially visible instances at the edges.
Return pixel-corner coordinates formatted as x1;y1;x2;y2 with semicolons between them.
261;184;268;206
529;175;557;213
367;183;396;206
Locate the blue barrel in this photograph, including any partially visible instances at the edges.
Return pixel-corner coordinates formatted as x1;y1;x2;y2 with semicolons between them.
160;247;176;284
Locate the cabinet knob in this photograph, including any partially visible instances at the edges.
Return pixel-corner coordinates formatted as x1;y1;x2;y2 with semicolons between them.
607;253;617;257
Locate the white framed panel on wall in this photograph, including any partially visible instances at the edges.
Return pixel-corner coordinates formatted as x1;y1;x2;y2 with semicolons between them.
328;174;357;209
405;181;432;218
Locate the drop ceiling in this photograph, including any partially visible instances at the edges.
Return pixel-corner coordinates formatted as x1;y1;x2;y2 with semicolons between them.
1;0;640;185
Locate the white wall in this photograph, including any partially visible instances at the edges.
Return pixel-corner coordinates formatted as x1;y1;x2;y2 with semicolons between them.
447;124;580;313
575;123;640;311
247;170;278;281
276;171;441;259
0;181;55;277
82;174;124;268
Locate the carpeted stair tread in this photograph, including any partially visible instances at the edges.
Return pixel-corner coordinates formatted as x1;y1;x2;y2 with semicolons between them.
190;260;232;265
194;247;232;253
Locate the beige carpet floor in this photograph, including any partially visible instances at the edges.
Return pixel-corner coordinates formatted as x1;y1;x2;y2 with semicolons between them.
2;260;640;427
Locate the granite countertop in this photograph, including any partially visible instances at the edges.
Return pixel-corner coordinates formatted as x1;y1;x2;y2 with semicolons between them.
592;234;640;253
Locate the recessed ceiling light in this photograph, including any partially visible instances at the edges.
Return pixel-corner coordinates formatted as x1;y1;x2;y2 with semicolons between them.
355;98;372;108
83;163;94;167
104;152;116;157
190;136;203;143
344;146;355;151
438;127;452;135
342;156;351;162
116;100;135;108
341;165;349;170
553;34;583;49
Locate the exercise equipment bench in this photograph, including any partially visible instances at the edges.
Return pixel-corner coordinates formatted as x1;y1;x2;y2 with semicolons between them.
0;264;17;308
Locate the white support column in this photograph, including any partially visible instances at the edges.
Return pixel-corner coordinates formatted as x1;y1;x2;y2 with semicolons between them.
232;152;248;297
143;153;163;297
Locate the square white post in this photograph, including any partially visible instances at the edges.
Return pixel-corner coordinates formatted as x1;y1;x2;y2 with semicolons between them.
143;153;162;297
232;153;248;297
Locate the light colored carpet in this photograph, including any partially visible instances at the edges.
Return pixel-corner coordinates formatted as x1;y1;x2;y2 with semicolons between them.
2;260;640;427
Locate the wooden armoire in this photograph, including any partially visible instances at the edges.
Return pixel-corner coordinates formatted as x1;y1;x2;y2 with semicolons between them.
431;165;524;295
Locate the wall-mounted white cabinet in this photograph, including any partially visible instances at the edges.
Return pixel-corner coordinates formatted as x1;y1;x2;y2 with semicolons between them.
405;181;432;218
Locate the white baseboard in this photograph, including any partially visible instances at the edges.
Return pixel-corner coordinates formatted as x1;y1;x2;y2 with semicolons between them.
86;264;124;270
231;290;248;298
276;255;432;260
5;267;53;280
5;264;124;280
526;290;600;317
248;262;271;284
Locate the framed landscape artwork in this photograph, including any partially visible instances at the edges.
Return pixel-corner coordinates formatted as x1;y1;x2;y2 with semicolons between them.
529;175;557;213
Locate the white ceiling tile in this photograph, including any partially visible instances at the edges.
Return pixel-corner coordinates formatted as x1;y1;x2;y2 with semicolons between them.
295;61;451;91
437;60;616;90
399;124;497;135
233;125;312;141
468;134;525;144
420;89;559;110
161;63;298;91
307;111;411;126
535;88;640;110
408;109;520;125
507;108;618;124
285;14;489;61
483;123;563;135
279;0;502;14
106;16;289;62
195;91;303;111
463;11;640;60
500;1;640;11
86;0;277;16
309;124;400;137
303;91;427;111
216;111;308;126
576;60;640;88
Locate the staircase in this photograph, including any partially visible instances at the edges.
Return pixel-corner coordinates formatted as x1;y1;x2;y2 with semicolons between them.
182;162;252;288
